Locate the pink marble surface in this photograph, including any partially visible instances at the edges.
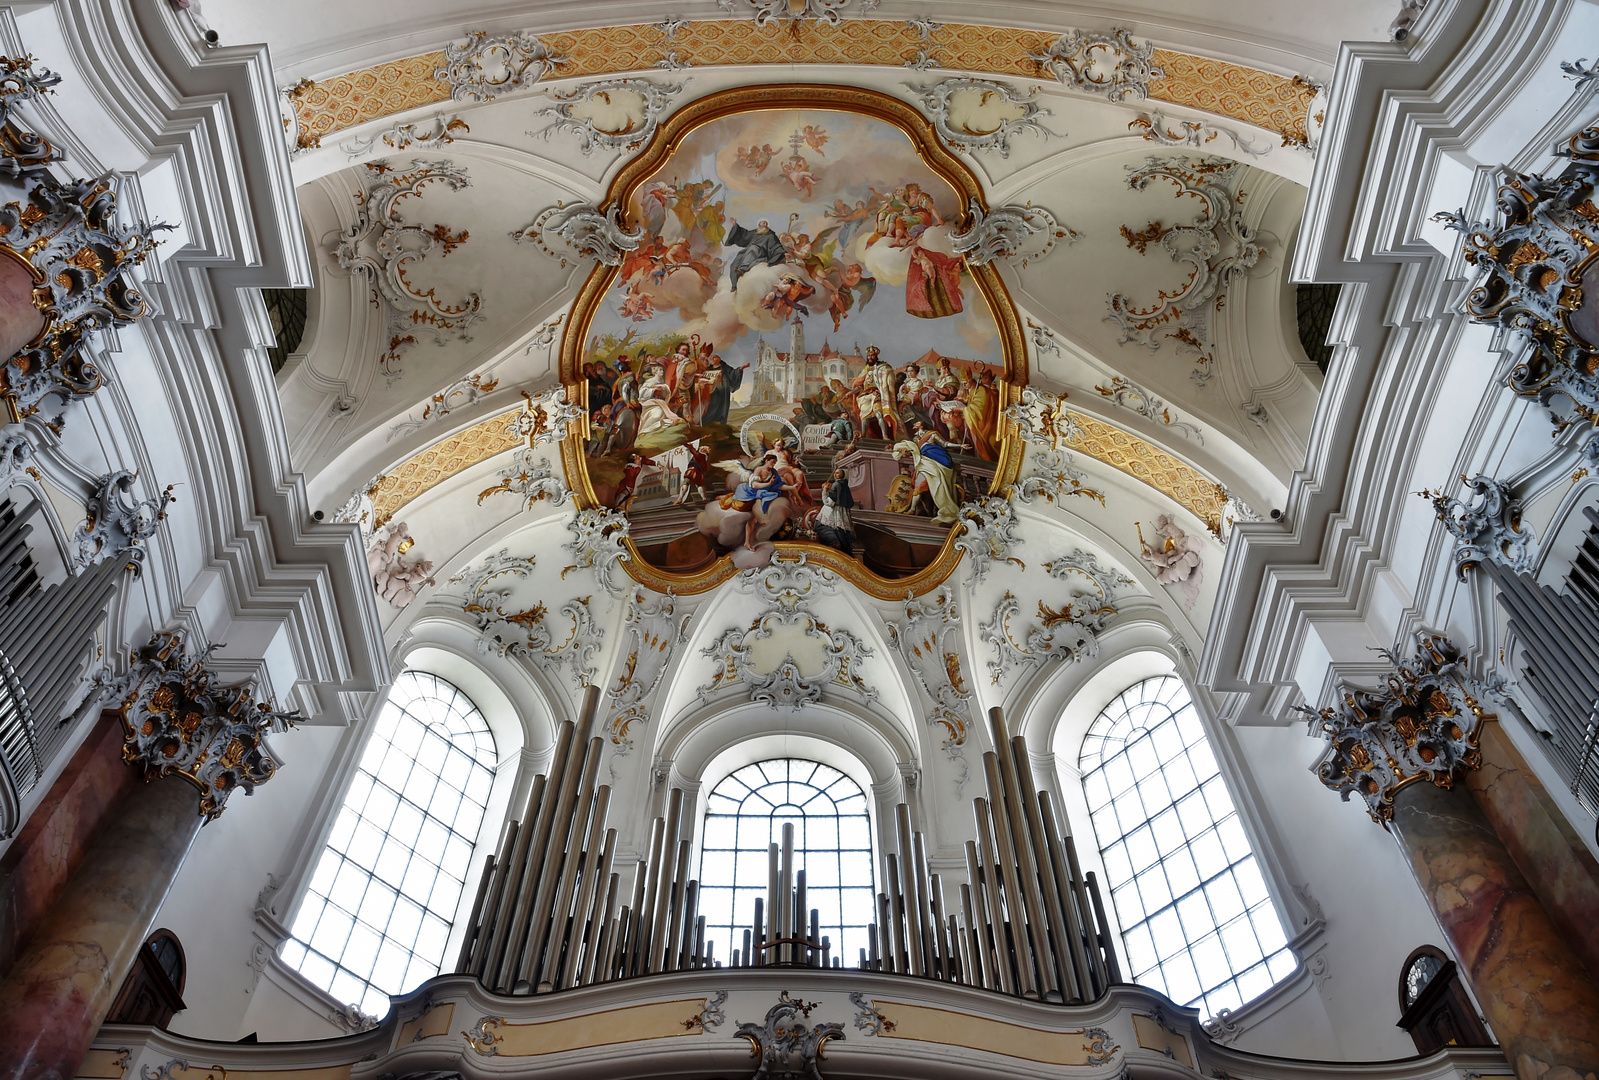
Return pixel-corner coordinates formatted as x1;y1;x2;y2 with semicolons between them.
0;715;138;977
1467;723;1599;982
0;776;199;1080
1392;779;1599;1080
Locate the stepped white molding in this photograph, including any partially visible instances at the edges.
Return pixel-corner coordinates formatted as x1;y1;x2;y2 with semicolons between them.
1202;0;1585;722
32;0;388;728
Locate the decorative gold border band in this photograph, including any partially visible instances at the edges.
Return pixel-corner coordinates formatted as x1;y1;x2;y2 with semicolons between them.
291;20;1317;150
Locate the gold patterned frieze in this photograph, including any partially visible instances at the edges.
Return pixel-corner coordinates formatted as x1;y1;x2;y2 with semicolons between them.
291;21;1317;149
1065;410;1228;534
367;408;524;531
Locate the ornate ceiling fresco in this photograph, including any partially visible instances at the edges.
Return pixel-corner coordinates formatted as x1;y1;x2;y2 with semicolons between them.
562;86;1025;592
245;3;1363;740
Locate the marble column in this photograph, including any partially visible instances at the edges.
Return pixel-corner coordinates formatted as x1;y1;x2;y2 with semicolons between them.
1466;722;1599;982
1307;634;1599;1080
0;775;200;1079
1390;778;1599;1080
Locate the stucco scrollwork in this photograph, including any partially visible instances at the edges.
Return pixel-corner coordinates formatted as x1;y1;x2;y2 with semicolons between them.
335;160;484;380
978;550;1126;684
436;30;567;102
886;586;972;768
1436;125;1599;444
388;370;502;440
516;202;644;269
950;199;1077;268
953;495;1024;582
1107;156;1264;382
96;631;298;820
562;507;633;597
1008;447;1106;507
908;77;1050;159
462;1015;506;1054
1004;386;1079;449
1301;633;1494;824
536;78;685;155
340;113;469;158
698;553;873;709
448;549;602;685
0;167;168;430
477;447;571;511
1094;375;1202;443
1129;113;1271;158
514;385;586;448
718;0;878;30
733;990;844;1080
71;470;176;573
1028;27;1163;102
1420;474;1535;580
0;54;63;176
848;990;895;1035
605;587;691;753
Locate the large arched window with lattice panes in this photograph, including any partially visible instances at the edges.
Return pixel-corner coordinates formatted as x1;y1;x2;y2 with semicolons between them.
1080;675;1294;1018
698;759;875;966
281;671;497;1018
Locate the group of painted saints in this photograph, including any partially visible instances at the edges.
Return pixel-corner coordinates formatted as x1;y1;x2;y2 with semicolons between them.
594;338;1002;560
584;337;748;458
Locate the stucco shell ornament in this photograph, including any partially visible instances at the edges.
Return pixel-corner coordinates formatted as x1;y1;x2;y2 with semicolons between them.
557;84;1029;600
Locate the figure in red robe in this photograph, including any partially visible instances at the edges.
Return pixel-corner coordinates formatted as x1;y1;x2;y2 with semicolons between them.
905;246;964;319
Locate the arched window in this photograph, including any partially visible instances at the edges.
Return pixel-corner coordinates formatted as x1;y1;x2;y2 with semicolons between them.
699;759;875;966
1080;675;1293;1018
281;671;497;1019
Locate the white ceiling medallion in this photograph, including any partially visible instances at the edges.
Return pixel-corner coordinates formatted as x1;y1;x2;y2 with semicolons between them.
908;77;1051;158
335;160;485;381
1028;26;1163;102
535;78;686;155
436;30;568;102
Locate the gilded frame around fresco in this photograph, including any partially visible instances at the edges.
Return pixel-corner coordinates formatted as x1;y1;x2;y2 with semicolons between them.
557;83;1028;599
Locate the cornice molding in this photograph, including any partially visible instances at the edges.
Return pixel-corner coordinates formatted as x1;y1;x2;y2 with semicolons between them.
41;0;390;719
1201;0;1580;719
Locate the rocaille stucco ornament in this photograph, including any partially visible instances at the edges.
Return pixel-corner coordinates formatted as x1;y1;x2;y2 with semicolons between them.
535;78;685;155
96;631;298;820
1107;155;1264;382
335;159;484;380
1420;473;1536;581
436;30;567;102
907;77;1050;159
697;554;874;709
70;470;177;574
0;57;168;431
733;990;844;1080
1027;27;1163;103
1437;124;1599;440
950;199;1077;269
1301;633;1494;824
516;202;644;269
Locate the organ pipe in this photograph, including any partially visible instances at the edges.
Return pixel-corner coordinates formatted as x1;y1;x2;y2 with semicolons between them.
455;702;1119;999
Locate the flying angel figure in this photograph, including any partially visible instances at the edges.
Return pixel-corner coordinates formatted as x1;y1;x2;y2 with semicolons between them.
802;125;829;155
737;143;778;173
